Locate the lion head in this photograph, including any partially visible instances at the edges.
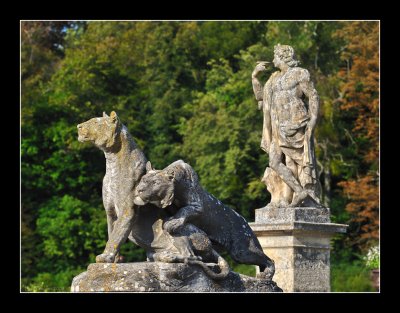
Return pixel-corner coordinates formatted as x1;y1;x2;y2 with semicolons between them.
77;111;121;150
134;161;175;209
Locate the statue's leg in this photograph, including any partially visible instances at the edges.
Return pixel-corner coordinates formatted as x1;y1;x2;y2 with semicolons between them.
229;237;275;280
102;178;116;240
163;204;202;234
298;163;322;206
269;142;298;190
283;155;296;205
181;224;217;262
96;205;135;263
179;224;230;280
172;235;198;259
171;224;210;261
105;207;117;240
269;142;320;207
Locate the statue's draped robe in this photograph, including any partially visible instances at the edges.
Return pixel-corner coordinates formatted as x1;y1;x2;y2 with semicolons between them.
261;67;318;189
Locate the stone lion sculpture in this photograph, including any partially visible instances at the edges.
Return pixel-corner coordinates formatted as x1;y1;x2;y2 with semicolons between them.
77;112;229;279
134;160;276;280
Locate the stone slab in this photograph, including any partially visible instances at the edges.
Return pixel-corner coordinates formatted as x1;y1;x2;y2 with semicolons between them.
71;262;283;293
255;206;331;224
250;221;348;235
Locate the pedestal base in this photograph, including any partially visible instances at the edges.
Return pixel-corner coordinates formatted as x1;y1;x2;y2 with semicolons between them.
71;262;282;292
250;206;347;292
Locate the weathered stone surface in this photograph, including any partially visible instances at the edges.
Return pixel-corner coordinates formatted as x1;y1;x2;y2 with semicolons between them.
77;112;155;263
255;206;331;224
252;44;321;207
71;262;282;293
249;43;350;292
250;206;347;292
133;160;275;280
77;113;275;282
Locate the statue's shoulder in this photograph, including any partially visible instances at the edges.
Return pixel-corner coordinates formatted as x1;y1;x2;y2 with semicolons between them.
270;71;280;79
292;67;310;82
266;71;280;86
167;160;198;182
168;159;189;170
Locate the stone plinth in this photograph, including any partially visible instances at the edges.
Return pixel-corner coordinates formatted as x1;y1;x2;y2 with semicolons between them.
250;206;347;292
71;262;282;292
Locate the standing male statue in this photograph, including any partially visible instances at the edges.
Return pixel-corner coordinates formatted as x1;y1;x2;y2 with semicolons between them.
252;44;321;207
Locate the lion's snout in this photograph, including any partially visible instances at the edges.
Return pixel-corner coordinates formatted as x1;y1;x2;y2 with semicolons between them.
77;124;89;142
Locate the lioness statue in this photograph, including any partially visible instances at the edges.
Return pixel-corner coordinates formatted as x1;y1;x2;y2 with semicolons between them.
78;111;149;263
134;160;276;280
77;112;229;279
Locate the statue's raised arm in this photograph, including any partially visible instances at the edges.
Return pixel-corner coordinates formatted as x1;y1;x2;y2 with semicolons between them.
252;62;274;153
252;61;269;109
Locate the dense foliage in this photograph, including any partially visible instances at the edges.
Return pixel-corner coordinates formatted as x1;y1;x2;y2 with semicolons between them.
21;21;379;291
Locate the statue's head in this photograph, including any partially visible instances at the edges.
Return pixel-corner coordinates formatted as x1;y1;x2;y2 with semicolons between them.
273;44;299;68
77;111;121;151
134;161;175;209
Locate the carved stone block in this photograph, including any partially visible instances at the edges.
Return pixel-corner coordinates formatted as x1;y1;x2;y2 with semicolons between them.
250;207;347;292
71;262;282;292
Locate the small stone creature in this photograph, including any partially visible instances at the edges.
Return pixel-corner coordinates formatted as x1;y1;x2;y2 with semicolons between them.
134;160;276;280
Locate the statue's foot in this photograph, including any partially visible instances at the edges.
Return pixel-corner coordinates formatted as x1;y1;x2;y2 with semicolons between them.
256;264;275;281
256;258;275;281
265;202;278;209
278;200;290;208
289;190;309;207
96;253;116;263
257;272;272;280
306;190;322;206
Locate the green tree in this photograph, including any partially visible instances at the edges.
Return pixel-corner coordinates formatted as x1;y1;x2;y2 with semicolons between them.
36;195;106;272
21;21;80;278
178;54;270;218
335;22;379;252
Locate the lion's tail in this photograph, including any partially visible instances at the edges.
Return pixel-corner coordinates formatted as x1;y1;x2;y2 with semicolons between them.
187;254;230;281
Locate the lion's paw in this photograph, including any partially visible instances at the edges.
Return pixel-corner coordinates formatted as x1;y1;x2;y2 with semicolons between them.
257;262;275;281
96;253;115;263
164;218;185;233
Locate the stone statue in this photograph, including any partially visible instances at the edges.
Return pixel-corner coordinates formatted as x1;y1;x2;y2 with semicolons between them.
252;44;321;208
74;111;282;291
77;112;230;279
78;111;145;263
133;160;276;280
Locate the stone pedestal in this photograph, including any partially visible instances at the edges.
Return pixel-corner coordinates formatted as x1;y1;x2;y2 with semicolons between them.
71;262;282;292
250;206;347;292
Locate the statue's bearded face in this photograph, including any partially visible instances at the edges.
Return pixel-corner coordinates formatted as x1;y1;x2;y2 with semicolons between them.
273;53;281;68
273;45;298;68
